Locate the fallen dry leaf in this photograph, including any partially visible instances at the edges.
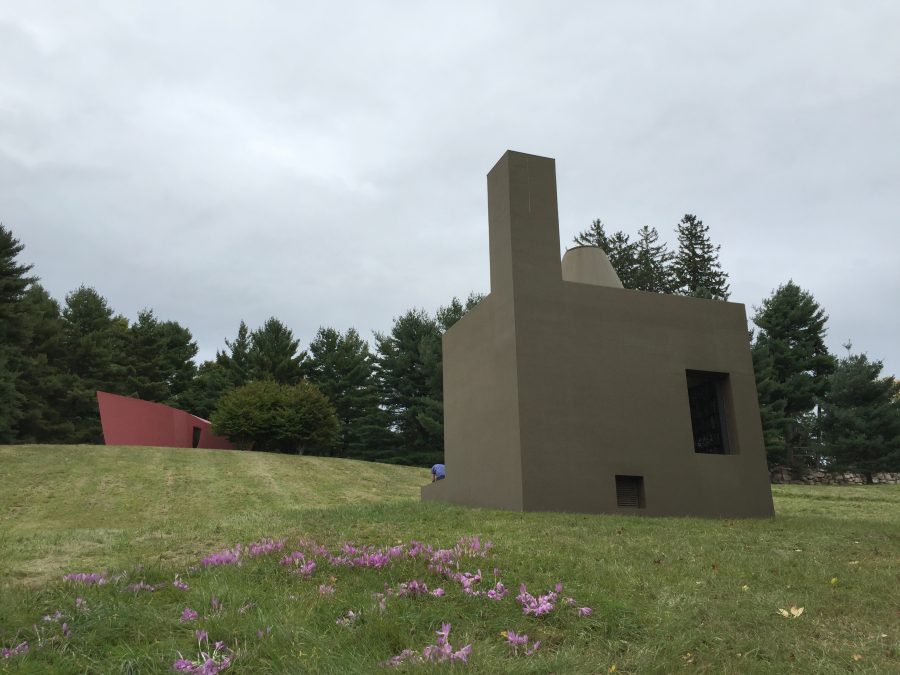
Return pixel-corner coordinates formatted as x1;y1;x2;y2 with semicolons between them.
777;605;805;618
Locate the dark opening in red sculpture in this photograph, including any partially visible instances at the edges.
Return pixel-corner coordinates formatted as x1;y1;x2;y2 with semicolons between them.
96;391;234;450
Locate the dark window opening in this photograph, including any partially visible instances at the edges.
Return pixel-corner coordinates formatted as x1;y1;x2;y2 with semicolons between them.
615;475;645;508
192;426;202;448
686;370;731;454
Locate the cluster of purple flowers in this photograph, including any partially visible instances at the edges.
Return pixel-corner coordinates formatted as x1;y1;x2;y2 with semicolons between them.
447;569;508;600
516;582;559;616
335;609;359;627
172;634;232;674
279;550;317;577
382;623;472;667
372;579;443;611
246;538;285;558
324;543;405;569
62;572;107;585
516;583;593;618
201;545;242;568
41;608;72;639
43;610;63;622
45;533;594;671
1;642;28;659
504;630;541;656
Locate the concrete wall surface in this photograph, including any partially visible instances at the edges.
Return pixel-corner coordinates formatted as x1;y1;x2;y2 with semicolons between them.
422;150;774;518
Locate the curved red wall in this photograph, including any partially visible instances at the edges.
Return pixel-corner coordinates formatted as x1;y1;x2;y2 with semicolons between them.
96;391;234;450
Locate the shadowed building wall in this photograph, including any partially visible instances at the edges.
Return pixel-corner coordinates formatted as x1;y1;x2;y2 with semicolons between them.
422;151;774;517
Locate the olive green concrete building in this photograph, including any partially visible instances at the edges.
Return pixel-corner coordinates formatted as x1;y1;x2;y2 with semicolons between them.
421;150;774;518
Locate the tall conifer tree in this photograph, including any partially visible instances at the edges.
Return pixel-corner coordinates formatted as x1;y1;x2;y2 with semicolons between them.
751;281;835;468
0;224;35;441
672;214;730;299
821;349;900;480
16;284;75;442
305;327;390;458
61;286;132;443
247;317;305;384
632;225;675;293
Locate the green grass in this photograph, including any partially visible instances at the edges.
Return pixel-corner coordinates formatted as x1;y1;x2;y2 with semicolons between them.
1;445;898;673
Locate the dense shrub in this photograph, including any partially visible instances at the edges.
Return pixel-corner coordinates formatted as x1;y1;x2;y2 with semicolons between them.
210;380;338;454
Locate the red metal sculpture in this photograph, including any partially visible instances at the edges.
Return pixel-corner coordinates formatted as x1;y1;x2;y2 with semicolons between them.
96;391;234;450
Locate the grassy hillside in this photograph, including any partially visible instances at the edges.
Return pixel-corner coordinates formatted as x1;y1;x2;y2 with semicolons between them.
0;445;429;586
1;445;898;673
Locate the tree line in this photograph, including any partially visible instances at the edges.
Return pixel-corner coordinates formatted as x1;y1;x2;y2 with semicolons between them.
2;221;898;478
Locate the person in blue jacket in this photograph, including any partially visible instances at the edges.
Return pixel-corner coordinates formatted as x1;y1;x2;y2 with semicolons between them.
431;463;445;482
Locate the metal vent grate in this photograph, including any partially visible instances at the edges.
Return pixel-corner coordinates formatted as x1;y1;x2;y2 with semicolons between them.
616;475;644;508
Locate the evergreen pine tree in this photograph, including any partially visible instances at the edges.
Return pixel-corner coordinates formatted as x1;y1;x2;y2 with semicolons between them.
821;348;900;480
216;320;252;388
305;327;390;459
156;319;198;405
435;293;484;331
128;310;170;401
751;281;836;469
632;225;675;293
374;296;483;466
0;224;35;441
247;317;305;384
61;286;132;443
16;284;76;442
181;321;254;420
375;308;443;466
180;360;232;420
573;219;614;250
127;309;198;405
672;214;730;299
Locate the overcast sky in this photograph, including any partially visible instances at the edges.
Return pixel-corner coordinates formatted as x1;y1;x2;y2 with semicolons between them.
2;1;899;376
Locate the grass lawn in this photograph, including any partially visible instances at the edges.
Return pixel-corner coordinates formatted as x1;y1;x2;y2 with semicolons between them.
1;444;898;673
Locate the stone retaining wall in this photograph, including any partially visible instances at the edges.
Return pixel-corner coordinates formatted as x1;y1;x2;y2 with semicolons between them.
770;466;900;485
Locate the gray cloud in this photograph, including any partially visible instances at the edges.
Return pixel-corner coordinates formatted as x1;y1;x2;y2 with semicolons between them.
2;1;898;374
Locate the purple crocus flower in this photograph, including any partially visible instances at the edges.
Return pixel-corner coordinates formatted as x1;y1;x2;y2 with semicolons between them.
1;642;28;658
525;641;541;656
63;572;107;585
181;607;199;623
452;643;473;662
201;545;241;568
